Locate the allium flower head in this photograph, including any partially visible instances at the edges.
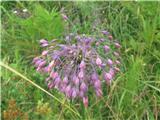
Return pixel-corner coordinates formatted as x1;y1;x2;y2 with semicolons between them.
33;30;122;107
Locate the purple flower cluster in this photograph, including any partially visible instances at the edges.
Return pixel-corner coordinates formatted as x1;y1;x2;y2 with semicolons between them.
33;31;121;107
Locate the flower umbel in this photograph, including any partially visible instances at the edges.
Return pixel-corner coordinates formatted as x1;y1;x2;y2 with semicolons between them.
33;31;121;107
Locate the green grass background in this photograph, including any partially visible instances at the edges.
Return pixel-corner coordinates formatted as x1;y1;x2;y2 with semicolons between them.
1;1;160;120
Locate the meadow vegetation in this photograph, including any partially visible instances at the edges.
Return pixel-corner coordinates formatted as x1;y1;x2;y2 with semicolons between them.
1;1;160;120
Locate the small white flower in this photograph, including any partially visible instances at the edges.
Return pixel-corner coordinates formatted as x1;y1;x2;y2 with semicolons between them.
23;9;28;12
13;10;17;14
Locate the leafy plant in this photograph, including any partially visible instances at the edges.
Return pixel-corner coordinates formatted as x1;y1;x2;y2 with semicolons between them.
2;4;64;59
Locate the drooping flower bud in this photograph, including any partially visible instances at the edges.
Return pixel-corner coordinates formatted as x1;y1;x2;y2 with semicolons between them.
104;45;110;52
45;77;51;82
102;30;109;35
32;57;40;64
105;72;112;80
107;59;113;66
115;60;120;65
61;14;68;20
79;60;86;69
65;85;72;98
35;59;43;67
91;72;98;81
83;97;88;108
40;39;48;44
80;82;88;92
36;67;41;72
114;42;121;48
79;90;84;98
113;52;120;57
38;61;46;67
85;38;92;45
96;57;102;66
71;88;77;99
114;67;120;73
61;85;67;93
74;76;80;86
42;50;48;56
95;88;103;97
50;71;58;79
100;38;105;42
104;72;112;85
43;66;49;73
41;43;48;47
101;63;106;68
75;35;81;41
94;79;101;89
109;68;115;77
78;70;84;79
54;77;61;88
108;35;113;40
48;60;54;72
63;76;68;84
40;39;48;47
96;42;100;46
48;81;54;89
